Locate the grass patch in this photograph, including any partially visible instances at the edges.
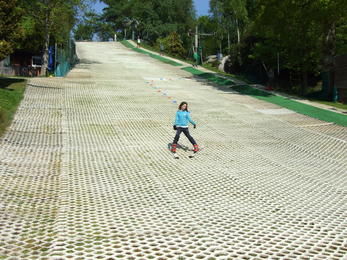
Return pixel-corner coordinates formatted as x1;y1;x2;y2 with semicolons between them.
266;86;347;111
120;41;347;126
0;77;26;137
230;84;347;126
181;67;235;86
132;41;255;84
140;41;195;65
307;99;347;110
182;67;347;126
120;40;182;66
202;63;253;84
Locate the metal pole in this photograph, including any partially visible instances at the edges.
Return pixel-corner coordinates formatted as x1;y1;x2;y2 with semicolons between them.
228;32;230;53
195;25;198;51
200;45;203;65
54;43;57;73
277;52;280;75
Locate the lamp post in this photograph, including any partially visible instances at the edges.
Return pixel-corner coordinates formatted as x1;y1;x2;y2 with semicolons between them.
189;25;215;65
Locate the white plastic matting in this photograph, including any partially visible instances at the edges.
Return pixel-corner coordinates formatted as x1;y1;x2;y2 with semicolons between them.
256;109;295;115
0;42;346;260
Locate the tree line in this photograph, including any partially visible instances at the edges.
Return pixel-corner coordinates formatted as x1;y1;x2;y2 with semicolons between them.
74;0;195;55
1;0;346;98
201;0;346;97
0;0;92;72
74;0;346;98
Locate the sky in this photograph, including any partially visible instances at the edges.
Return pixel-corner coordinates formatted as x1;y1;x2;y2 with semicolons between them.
194;0;210;17
92;0;210;17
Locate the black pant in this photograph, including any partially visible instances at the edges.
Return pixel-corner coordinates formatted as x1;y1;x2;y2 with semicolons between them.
173;127;196;145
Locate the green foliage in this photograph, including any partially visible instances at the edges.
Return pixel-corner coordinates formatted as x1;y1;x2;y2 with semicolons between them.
250;0;347;95
19;0;80;46
120;40;182;66
210;0;250;44
96;22;114;41
74;23;95;41
0;77;26;136
253;0;322;71
155;32;186;57
15;0;91;71
336;22;347;55
74;12;99;41
50;1;77;44
74;11;115;41
0;0;23;60
206;0;347;97
197;16;220;55
102;0;195;44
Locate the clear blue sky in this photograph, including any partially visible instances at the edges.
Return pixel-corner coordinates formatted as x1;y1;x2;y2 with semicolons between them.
92;1;107;14
92;0;210;16
194;0;210;17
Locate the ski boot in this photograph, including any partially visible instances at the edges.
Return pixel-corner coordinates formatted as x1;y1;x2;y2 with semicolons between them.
171;143;177;153
171;144;179;159
193;144;199;153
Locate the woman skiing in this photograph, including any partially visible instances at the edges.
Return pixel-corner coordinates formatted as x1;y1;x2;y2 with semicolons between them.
171;101;199;155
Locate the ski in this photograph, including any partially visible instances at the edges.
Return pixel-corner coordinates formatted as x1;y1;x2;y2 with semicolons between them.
188;147;204;158
188;152;196;158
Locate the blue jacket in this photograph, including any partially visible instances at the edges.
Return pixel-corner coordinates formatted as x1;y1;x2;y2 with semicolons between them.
174;110;196;127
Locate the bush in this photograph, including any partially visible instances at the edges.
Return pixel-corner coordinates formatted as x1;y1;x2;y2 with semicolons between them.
156;32;186;58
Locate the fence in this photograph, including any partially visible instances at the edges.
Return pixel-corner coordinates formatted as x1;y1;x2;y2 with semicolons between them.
335;55;347;103
54;39;78;77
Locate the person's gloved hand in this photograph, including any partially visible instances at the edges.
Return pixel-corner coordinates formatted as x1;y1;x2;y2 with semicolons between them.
193;124;196;129
173;125;177;130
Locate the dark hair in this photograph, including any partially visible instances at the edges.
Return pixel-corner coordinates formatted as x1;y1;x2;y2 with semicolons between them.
178;101;188;111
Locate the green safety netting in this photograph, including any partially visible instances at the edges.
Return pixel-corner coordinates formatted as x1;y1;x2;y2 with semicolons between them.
55;40;78;77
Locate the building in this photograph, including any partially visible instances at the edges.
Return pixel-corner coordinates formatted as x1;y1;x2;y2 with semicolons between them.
0;51;42;77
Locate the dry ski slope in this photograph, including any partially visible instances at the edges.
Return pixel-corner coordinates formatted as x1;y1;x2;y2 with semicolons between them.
0;41;346;259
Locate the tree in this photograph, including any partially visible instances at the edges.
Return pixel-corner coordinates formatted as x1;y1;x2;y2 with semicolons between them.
336;21;347;55
0;0;23;60
20;0;87;74
74;23;95;41
101;0;195;45
95;22;114;41
156;31;186;57
316;0;347;100
252;0;322;95
210;0;249;52
252;0;347;96
74;12;99;41
197;16;220;56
